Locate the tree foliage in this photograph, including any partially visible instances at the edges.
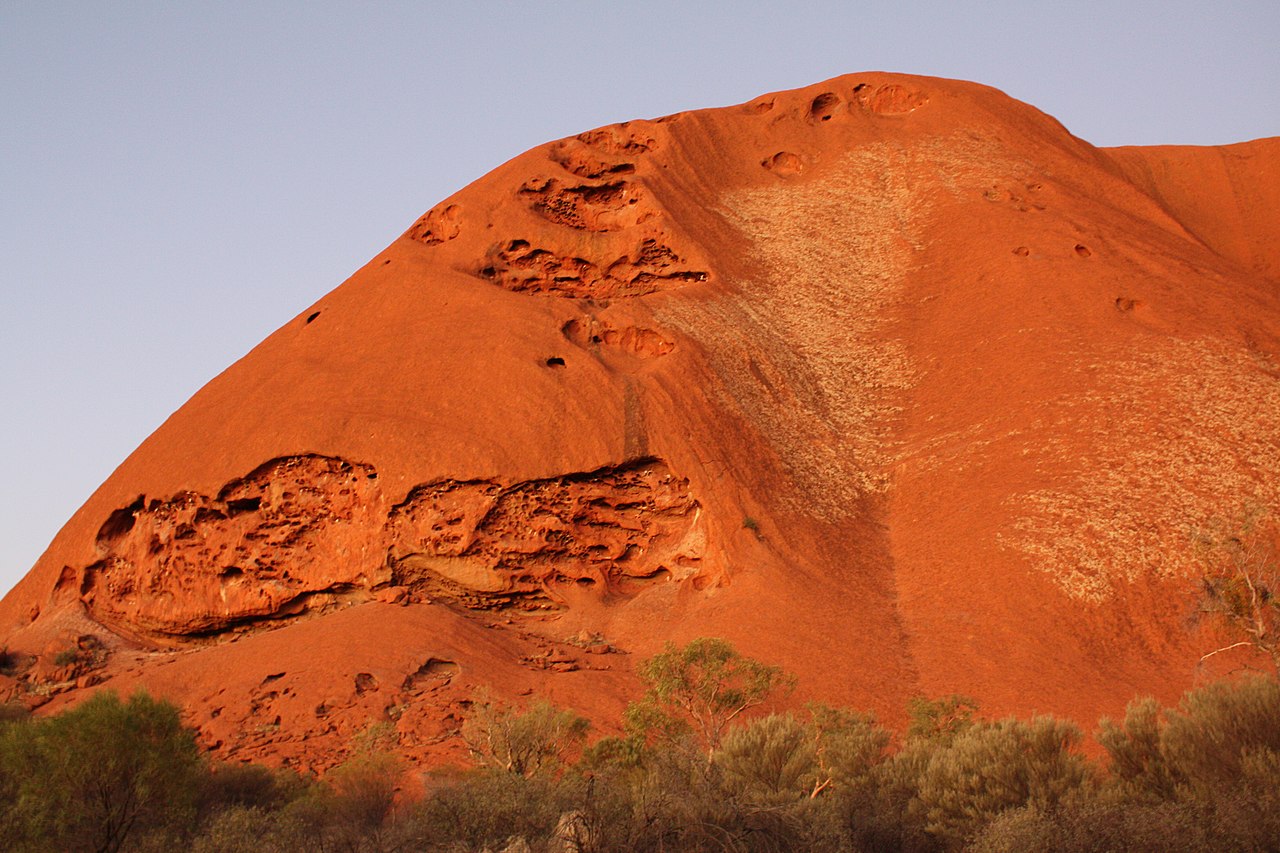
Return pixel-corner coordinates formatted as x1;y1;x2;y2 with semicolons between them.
0;690;204;853
915;715;1092;846
716;713;816;804
462;694;589;778
2;646;1279;851
626;637;794;759
906;693;979;745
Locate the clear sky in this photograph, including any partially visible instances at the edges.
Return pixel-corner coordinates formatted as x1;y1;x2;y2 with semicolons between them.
2;1;1278;597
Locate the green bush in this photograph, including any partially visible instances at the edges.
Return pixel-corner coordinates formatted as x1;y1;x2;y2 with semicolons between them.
1097;696;1176;801
190;805;310;853
716;713;816;805
1162;674;1280;794
0;701;29;726
200;760;310;814
2;641;1279;852
915;715;1092;847
968;799;1221;853
0;690;204;853
808;703;890;794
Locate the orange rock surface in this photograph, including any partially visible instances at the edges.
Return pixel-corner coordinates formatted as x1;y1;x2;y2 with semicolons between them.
2;73;1278;772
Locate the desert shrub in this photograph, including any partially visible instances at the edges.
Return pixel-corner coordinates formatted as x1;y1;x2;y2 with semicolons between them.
568;732;786;852
1097;675;1280;823
716;713;817;805
200;760;311;814
190;804;314;853
1206;763;1280;852
965;805;1062;853
579;726;852;853
1161;674;1280;794
567;737;691;852
840;739;939;853
972;677;1280;852
323;751;404;850
252;723;409;853
837;699;981;853
915;715;1091;848
407;770;578;851
328;724;404;829
578;732;646;774
0;690;204;853
463;695;590;778
713;706;891;807
0;701;29;726
571;734;700;851
580;641;814;851
968;799;1222;853
1096;695;1173;803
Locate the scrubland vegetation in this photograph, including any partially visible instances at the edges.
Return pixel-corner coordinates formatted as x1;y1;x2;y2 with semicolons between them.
1;637;1278;852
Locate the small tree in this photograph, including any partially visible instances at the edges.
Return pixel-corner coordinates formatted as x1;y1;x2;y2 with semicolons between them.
625;637;794;761
0;690;204;852
1193;510;1280;675
806;703;890;797
462;695;589;778
907;693;979;745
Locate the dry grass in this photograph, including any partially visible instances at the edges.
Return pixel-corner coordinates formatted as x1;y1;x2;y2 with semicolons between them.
1001;338;1280;601
659;134;1020;520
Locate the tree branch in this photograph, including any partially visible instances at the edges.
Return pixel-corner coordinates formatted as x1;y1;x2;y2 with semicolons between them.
1199;641;1254;664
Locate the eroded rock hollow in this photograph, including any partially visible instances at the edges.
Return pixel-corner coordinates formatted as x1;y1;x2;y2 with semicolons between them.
2;72;1278;771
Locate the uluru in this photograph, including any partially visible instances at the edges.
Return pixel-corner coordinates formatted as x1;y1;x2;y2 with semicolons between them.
2;71;1278;773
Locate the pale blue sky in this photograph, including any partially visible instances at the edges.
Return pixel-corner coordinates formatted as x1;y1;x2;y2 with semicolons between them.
2;1;1278;597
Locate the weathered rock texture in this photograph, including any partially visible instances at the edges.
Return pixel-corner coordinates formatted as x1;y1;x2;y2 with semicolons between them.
2;73;1278;772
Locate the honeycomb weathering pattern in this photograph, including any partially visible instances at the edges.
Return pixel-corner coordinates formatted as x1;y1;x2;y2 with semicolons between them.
444;115;712;298
480;236;708;299
3;72;1279;772
387;459;701;605
77;456;701;639
81;456;382;636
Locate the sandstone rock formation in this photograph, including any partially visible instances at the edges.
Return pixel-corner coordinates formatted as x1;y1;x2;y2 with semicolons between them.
2;73;1277;772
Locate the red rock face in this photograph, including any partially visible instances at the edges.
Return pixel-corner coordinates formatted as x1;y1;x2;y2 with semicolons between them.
2;72;1278;773
77;455;699;642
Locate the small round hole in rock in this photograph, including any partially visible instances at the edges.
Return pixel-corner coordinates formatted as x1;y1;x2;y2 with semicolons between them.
545;357;566;367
